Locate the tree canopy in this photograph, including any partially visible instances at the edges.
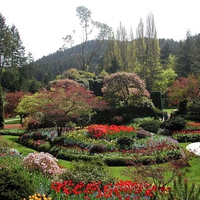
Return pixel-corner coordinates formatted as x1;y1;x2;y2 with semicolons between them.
102;72;149;106
16;82;108;136
166;75;200;106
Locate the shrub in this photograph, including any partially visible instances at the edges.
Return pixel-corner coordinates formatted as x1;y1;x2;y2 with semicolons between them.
89;143;107;154
22;116;40;130
0;136;12;155
161;116;187;131
136;129;152;139
139;120;162;133
167;173;200;199
117;136;133;150
23;152;66;177
37;142;51;152
0;167;35;200
61;159;115;185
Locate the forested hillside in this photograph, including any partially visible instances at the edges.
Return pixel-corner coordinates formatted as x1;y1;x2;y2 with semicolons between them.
1;9;200;95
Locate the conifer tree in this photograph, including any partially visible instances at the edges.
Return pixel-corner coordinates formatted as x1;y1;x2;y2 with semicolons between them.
0;13;26;127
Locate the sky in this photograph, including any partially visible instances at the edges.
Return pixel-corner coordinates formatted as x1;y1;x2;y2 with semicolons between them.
1;0;200;60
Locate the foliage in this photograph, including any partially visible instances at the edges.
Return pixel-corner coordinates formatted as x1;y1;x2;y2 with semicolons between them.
102;72;150;106
5;91;27;118
22;116;42;130
124;139;184;188
150;91;163;110
48;78;79;89
0;85;4;128
15;93;40;116
0;135;12;155
136;129;152;139
23;152;66;177
161;116;187;131
16;82;108;136
167;173;200;200
117;136;134;149
187;97;200;117
167;75;200;106
89;143;107;154
61;159;115;185
139;120;162;134
0;167;35;200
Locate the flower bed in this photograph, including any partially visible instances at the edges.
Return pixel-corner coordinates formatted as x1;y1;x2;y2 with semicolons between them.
50;179;170;199
17;125;181;166
87;124;136;139
172;130;200;142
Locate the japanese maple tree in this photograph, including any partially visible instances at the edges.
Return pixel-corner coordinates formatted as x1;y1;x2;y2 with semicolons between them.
38;85;108;136
5;91;28;118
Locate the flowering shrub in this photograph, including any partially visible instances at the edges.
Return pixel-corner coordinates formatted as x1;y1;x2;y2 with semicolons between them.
87;124;136;139
50;180;170;199
23;152;66;177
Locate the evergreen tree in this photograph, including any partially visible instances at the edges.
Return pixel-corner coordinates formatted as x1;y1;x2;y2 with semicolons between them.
176;31;193;77
136;13;162;92
0;13;26;127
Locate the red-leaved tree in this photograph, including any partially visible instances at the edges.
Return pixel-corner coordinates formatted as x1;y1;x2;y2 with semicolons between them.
5;91;28;118
166;75;200;106
37;83;108;136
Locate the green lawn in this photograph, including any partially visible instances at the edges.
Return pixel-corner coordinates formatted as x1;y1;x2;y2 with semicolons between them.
2;134;200;184
5;117;21;124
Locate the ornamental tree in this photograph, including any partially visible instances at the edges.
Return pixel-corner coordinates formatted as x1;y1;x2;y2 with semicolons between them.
15;93;41;124
5;91;28;118
102;72;150;106
16;82;108;136
166;75;200;106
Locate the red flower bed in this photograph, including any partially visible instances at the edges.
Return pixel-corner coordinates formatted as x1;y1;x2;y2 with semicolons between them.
173;130;200;135
187;122;200;128
51;180;170;199
4;124;24;129
87;124;135;139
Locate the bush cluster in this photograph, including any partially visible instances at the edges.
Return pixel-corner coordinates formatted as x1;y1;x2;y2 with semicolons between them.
161;116;186;131
139;120;162;134
89;143;107;154
0;167;35;200
61;159;115;186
